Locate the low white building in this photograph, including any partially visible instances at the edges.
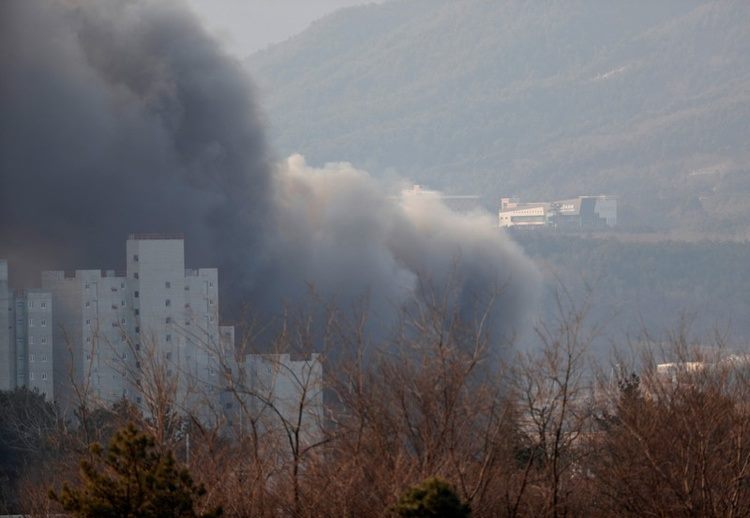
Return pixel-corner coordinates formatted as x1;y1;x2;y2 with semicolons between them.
240;353;324;446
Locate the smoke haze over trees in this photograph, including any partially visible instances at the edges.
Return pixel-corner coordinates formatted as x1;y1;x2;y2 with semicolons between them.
0;0;538;344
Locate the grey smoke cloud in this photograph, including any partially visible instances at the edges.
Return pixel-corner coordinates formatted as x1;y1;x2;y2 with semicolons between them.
0;0;538;345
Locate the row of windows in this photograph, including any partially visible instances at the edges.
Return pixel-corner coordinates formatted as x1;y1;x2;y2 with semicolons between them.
86;300;127;308
85;282;126;290
27;301;49;309
27;318;47;327
29;354;48;362
28;336;48;345
28;372;48;381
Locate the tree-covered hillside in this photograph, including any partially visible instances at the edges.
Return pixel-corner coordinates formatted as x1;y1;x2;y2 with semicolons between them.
248;0;750;235
514;233;750;345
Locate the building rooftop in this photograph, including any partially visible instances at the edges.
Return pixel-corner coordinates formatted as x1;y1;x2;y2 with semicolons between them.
128;233;184;241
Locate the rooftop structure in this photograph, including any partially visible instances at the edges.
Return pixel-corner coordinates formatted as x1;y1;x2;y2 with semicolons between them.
402;184;483;213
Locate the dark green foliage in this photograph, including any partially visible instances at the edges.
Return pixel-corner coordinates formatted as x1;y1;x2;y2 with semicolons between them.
49;424;221;518
393;477;470;517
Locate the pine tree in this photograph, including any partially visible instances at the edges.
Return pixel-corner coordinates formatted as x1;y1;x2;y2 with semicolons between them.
393;477;471;517
49;424;221;517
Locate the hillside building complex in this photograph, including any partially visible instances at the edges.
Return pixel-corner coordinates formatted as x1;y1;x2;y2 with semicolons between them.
499;196;617;229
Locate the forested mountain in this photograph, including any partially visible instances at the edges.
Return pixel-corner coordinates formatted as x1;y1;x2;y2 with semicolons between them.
514;233;750;346
248;0;750;235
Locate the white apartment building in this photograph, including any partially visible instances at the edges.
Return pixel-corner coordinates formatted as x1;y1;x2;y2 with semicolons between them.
0;260;55;401
42;235;233;415
3;238;326;433
16;290;54;399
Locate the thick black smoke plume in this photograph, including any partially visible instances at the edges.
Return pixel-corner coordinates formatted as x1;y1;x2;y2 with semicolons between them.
0;0;538;345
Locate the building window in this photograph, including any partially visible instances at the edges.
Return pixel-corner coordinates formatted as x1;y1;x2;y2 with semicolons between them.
29;336;34;345
166;334;172;342
41;302;47;309
121;318;126;324
165;281;171;289
134;309;140;316
85;301;90;308
42;355;47;362
166;351;172;360
111;286;117;292
29;373;34;381
84;283;90;289
134;272;139;279
165;299;171;307
209;282;214;288
165;317;172;324
134;291;139;298
28;318;33;327
86;319;91;325
42;372;47;381
121;300;126;307
28;301;34;309
133;254;139;262
209;315;215;323
86;352;91;360
41;319;46;327
185;285;190;291
30;353;35;362
41;337;47;344
86;336;91;343
209;299;214;306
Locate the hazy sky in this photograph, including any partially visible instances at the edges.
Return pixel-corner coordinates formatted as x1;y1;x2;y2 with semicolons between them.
185;0;385;58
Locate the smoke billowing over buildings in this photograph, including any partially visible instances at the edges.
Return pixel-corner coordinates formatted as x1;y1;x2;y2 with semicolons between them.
0;0;538;347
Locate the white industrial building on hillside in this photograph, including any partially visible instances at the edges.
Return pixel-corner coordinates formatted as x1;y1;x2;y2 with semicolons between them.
499;195;617;229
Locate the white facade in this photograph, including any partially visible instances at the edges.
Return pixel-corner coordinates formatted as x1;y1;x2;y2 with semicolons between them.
18;291;55;400
42;235;233;415
499;195;618;229
243;353;324;445
41;269;132;408
0;260;55;401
